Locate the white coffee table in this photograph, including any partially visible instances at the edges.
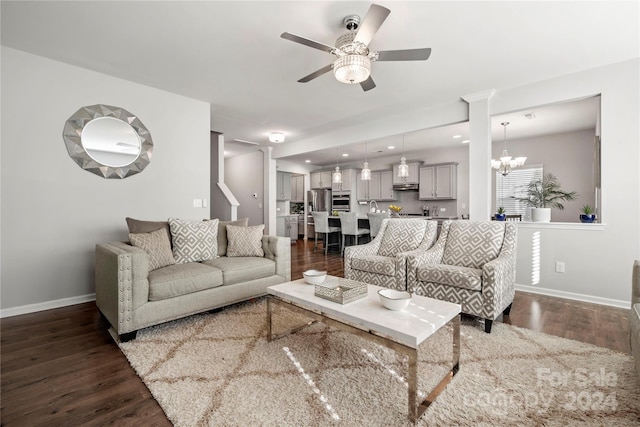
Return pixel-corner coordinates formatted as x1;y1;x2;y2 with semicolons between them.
267;277;461;422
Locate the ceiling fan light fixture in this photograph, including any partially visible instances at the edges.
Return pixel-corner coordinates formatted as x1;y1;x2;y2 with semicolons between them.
269;132;285;143
333;54;371;84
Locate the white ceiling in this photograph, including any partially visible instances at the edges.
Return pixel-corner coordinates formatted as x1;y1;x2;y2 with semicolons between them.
2;1;637;166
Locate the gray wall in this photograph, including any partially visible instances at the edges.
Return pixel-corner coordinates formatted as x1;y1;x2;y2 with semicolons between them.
1;47;211;313
493;128;596;222
225;150;264;226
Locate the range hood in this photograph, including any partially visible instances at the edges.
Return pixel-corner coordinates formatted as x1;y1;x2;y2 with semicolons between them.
392;183;419;191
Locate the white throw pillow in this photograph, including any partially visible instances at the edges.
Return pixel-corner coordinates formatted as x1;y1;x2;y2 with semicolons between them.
169;218;219;263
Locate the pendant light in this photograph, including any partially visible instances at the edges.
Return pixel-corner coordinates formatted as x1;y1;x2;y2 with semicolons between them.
332;147;342;184
397;134;409;180
361;141;371;180
491;122;527;176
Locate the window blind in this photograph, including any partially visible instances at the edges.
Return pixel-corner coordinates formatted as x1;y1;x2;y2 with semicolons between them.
496;166;543;215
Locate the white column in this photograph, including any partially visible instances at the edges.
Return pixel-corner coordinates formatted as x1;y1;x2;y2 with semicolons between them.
261;146;277;235
462;89;495;221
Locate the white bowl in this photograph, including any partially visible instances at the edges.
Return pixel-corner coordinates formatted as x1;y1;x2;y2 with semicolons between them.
303;270;327;285
378;289;411;311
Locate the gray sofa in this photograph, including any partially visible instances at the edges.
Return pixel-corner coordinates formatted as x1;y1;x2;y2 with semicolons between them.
96;219;291;341
631;260;640;377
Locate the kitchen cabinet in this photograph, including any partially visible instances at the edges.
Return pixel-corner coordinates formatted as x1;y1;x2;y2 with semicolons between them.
276;172;291;201
332;168;355;194
276;215;298;242
379;170;395;200
291;175;304;202
392;162;420;185
419;163;458;200
311;171;332;189
357;170;396;201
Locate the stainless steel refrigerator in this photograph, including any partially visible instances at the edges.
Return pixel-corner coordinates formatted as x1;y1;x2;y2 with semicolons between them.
307;189;331;237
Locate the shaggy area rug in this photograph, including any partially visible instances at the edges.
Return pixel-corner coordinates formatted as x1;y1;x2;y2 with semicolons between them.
118;298;640;426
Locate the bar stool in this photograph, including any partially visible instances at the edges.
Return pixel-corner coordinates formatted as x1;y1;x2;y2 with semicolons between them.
367;211;390;238
311;212;341;255
338;212;370;256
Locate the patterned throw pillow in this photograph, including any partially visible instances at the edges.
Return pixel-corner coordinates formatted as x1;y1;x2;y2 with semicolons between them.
217;218;249;256
169;218;219;263
226;224;265;257
377;220;427;257
129;228;175;271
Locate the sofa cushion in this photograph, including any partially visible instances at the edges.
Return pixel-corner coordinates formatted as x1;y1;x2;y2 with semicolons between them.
226;224;265;257
351;255;396;277
128;228;175;271
377;220;427;258
148;262;223;301
126;217;172;246
169;218;219;263
416;264;483;291
215;218;249;256
203;256;275;286
442;221;504;269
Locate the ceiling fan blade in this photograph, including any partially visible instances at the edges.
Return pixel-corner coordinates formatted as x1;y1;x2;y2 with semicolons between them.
298;64;334;83
376;48;432;61
360;76;376;92
281;32;336;54
353;4;391;46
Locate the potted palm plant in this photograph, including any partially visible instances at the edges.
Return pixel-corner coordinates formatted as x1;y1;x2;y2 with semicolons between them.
516;173;577;222
580;205;596;223
495;207;506;221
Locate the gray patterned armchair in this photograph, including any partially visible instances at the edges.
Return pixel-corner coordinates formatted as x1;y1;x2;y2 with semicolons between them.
407;220;518;333
344;219;438;291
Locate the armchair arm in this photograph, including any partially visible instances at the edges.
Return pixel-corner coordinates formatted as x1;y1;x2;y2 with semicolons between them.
95;242;150;335
482;227;518;319
262;235;291;281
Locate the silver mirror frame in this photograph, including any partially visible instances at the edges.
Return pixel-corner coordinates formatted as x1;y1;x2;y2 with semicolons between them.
63;104;153;179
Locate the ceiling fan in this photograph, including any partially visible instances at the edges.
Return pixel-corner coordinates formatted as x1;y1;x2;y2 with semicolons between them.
281;3;431;92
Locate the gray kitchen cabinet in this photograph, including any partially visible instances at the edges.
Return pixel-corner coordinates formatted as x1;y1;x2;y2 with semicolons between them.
291;175;304;202
357;170;395;201
311;171;332;189
419;163;458;200
379;170;395;200
276;215;298;242
332;168;355;194
392;162;420;185
276;172;291;201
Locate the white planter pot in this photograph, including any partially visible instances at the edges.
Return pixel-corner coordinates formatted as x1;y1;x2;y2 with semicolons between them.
531;207;551;222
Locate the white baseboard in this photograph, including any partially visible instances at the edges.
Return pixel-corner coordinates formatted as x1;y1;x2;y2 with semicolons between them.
515;284;629;309
0;293;96;318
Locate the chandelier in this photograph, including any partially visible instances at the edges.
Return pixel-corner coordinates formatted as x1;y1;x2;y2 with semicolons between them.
491;122;526;176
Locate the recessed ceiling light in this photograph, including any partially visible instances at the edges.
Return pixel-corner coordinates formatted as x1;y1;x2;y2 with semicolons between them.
305;159;311;163
388;146;395;150
462;139;470;144
453;135;462;139
342;153;349;157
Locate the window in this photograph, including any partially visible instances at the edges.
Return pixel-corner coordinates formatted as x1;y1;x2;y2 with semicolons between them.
496;166;543;216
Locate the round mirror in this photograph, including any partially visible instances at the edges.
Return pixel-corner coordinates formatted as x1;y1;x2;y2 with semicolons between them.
63;104;153;179
82;117;141;167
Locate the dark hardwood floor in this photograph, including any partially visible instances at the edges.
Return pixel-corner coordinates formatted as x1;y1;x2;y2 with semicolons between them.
1;240;631;425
